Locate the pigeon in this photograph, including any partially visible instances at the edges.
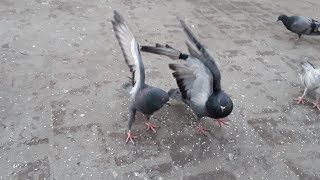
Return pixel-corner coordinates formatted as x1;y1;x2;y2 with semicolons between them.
140;20;233;135
277;14;320;39
294;62;320;110
111;11;169;144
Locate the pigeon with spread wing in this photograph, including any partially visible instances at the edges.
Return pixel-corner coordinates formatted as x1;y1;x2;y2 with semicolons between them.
141;20;233;135
112;11;169;144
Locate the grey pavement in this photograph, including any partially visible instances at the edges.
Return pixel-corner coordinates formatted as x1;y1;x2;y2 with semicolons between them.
1;0;320;179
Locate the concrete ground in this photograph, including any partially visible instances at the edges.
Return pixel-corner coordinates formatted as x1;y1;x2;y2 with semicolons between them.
1;0;320;179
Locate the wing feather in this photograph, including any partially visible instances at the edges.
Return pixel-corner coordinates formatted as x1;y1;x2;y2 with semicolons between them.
112;11;145;96
169;57;213;107
179;19;222;91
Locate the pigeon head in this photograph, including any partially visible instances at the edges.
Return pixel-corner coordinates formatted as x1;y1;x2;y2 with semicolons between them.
145;88;169;111
206;91;233;119
277;14;288;22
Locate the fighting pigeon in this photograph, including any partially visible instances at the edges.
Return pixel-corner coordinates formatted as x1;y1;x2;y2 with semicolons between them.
140;20;233;135
294;62;320;110
111;11;169;144
277;14;320;39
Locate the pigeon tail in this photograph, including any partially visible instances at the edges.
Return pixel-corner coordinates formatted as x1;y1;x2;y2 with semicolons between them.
141;44;188;60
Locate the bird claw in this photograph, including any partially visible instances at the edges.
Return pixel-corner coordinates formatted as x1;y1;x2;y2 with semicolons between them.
196;124;209;136
126;131;138;144
216;118;229;127
145;122;159;133
312;102;320;110
293;97;305;104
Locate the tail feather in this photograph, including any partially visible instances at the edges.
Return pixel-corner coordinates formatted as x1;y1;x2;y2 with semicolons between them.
140;44;182;60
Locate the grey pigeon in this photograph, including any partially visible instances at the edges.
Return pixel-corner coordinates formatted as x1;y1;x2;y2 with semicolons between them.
277;14;320;39
111;11;169;144
294;62;320;110
140;20;233;135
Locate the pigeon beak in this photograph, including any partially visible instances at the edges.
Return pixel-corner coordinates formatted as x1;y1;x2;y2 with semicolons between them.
277;19;280;22
220;106;226;112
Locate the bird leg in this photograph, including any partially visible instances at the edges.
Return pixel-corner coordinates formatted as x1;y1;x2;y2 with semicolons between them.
293;88;307;104
126;130;138;144
144;115;159;133
215;118;229;127
195;122;209;136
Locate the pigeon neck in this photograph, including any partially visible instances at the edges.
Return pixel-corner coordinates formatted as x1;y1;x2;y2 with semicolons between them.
282;17;294;30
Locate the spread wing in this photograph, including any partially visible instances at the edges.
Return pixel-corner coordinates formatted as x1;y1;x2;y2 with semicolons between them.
112;11;145;96
169;57;213;107
179;19;222;91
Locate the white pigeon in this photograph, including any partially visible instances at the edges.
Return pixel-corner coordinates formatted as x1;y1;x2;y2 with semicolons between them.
294;62;320;110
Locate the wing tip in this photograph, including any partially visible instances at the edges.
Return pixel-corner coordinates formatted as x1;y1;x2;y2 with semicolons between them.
112;10;127;28
113;10;122;21
176;16;185;27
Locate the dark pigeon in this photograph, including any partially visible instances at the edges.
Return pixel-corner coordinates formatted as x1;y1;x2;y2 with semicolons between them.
293;62;320;110
277;14;320;39
141;20;233;135
111;11;169;144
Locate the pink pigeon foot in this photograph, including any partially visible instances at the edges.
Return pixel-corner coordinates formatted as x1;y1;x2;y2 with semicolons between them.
144;122;160;133
195;124;209;136
216;118;229;127
312;101;320;110
126;130;138;144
